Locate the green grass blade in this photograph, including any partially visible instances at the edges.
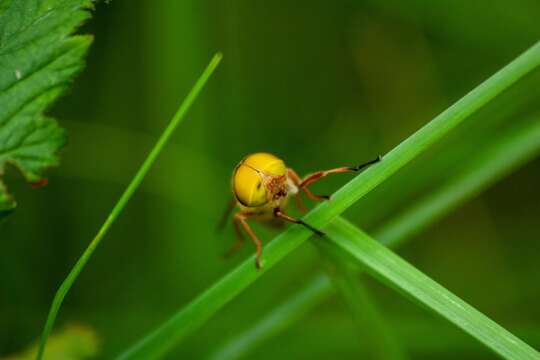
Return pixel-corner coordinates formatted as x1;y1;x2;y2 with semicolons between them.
207;114;540;359
375;117;540;247
326;217;540;360
117;41;540;360
318;241;407;360
204;275;335;360
205;276;333;360
35;53;222;360
305;41;540;226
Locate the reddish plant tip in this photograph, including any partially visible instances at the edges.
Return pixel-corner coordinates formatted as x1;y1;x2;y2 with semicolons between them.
30;178;49;188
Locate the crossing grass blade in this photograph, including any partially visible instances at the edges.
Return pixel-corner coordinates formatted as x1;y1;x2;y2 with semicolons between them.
207;115;540;360
325;217;540;360
204;276;333;360
317;240;407;360
117;41;540;360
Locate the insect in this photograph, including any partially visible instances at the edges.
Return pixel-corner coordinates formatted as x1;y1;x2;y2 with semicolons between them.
220;152;381;269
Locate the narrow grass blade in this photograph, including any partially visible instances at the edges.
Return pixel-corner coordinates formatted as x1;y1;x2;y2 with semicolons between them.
325;217;540;360
375;117;540;247
35;53;222;360
205;276;333;360
207;114;540;360
117;42;540;360
318;241;407;360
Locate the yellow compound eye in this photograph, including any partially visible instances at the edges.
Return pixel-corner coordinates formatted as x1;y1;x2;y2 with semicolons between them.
232;153;286;207
233;165;267;207
243;153;286;176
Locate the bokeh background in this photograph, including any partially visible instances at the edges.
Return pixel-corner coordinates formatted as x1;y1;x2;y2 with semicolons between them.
1;1;540;359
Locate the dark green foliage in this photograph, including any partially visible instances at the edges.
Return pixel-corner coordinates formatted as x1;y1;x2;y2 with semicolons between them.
2;2;540;360
0;0;92;216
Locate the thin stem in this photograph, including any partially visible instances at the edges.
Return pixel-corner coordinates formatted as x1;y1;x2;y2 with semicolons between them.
35;53;222;360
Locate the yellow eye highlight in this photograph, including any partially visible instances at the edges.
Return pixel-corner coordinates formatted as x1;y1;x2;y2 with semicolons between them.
232;153;286;207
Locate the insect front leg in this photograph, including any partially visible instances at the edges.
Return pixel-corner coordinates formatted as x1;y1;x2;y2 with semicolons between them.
217;198;237;231
286;169;308;212
288;168;329;203
297;156;381;199
233;211;264;269
273;208;324;236
224;213;246;258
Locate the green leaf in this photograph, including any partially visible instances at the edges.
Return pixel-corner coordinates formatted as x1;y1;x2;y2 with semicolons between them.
117;41;540;360
35;53;222;360
0;0;94;217
325;217;540;360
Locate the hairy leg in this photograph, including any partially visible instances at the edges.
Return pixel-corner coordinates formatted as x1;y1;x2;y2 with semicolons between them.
288;168;330;202
224;215;246;258
217;198;237;231
293;156;381;200
234;212;264;269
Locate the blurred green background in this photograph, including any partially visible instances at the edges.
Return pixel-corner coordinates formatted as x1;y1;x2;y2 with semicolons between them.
1;1;540;359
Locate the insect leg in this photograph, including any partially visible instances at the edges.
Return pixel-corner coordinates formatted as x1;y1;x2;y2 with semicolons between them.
224;215;246;258
217;198;237;231
273;208;324;236
298;156;381;194
294;194;308;213
234;212;264;269
287;169;308;212
288;168;329;203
